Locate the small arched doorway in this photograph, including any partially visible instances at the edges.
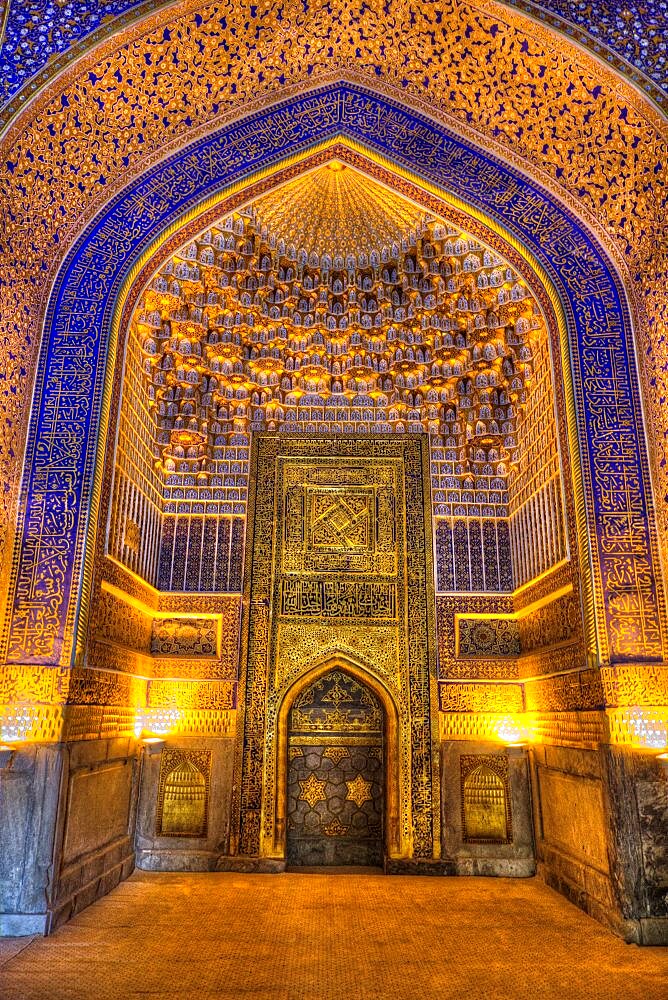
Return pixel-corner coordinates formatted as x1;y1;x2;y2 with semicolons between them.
286;668;384;867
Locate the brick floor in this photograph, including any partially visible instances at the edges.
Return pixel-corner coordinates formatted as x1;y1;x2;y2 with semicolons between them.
1;871;667;999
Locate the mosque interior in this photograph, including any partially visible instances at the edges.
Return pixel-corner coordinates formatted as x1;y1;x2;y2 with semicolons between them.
0;0;666;951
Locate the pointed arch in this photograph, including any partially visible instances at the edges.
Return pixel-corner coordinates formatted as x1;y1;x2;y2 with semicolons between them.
275;653;405;860
4;82;663;694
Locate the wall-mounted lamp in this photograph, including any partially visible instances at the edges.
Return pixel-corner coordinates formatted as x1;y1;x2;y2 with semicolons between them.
627;709;668;750
1;704;34;744
656;752;668;775
495;715;529;746
134;708;180;739
141;737;165;756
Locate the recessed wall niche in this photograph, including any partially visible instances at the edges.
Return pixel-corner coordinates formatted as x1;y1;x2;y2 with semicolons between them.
460;754;511;844
110;159;566;598
156;749;212;838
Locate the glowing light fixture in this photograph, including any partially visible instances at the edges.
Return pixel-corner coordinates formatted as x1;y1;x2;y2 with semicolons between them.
495;716;526;745
0;704;34;743
134;707;180;739
628;708;668;750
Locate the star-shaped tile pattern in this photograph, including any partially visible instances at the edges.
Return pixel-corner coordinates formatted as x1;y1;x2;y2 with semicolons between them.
298;772;327;808
346;774;374;808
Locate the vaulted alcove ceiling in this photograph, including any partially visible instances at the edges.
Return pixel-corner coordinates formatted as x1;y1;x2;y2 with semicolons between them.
250;162;426;257
127;155;554;531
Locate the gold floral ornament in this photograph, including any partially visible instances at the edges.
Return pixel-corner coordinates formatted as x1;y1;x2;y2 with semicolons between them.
323;817;350;837
298;772;327;808
323;746;349;764
345;773;374;808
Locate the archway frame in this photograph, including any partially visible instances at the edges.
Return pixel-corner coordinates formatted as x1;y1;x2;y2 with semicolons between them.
83;123;658;672
275;654;404;861
9;127;583;668
90;135;585;648
2;81;664;734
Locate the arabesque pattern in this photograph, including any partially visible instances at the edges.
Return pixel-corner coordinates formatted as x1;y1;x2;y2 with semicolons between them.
3;84;661;674
1;1;666;120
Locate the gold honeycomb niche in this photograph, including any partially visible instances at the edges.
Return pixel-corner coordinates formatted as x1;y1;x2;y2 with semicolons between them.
135;160;540;508
156;748;212;838
107;155;567;605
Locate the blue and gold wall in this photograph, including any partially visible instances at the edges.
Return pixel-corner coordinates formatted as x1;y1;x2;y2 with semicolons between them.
0;0;666;942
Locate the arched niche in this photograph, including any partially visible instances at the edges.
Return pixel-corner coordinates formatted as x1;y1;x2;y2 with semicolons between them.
275;656;404;861
460;759;511;844
286;668;385;867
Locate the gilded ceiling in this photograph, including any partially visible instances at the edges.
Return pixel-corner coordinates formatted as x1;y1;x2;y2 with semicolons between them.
251;163;426;258
134;159;543;516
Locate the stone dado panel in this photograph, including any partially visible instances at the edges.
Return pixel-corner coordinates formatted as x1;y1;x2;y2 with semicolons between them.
440;741;535;876
136;738;236;870
537;769;609;873
52;739;138;932
62;762;134;864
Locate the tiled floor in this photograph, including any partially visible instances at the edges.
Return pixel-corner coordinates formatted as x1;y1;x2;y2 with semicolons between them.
1;871;667;999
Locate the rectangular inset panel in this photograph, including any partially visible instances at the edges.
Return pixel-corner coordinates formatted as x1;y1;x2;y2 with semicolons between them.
538;768;609;872
457;617;521;658
280;579;397;619
151;618;218;657
156;749;212;838
307;488;372;551
281;468;397;578
460;754;511;843
63;763;133;864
